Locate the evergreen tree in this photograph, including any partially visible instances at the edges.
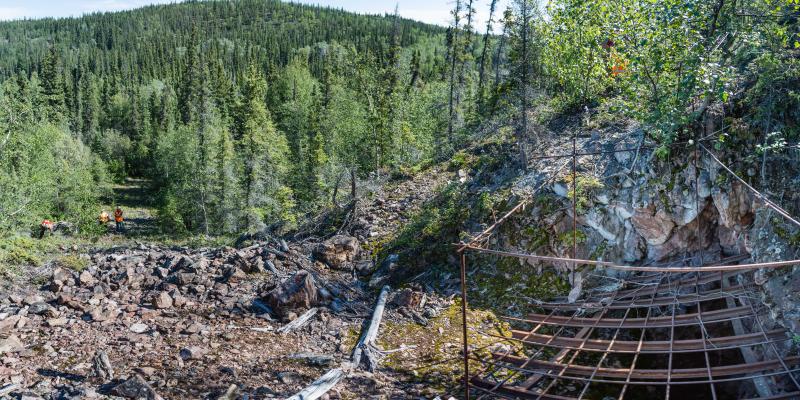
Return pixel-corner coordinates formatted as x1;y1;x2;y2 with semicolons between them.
41;47;67;123
299;87;328;205
238;65;291;230
178;25;202;125
79;72;101;144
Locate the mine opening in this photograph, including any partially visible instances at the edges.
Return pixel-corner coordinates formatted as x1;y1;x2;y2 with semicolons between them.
456;139;800;399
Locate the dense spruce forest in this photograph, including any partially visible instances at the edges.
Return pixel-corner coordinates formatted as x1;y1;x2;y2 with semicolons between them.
0;0;797;238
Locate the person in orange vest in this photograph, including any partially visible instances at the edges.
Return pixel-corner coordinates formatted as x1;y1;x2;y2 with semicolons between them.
39;219;54;239
114;208;124;233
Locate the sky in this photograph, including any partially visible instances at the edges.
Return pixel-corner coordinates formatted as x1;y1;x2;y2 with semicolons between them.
0;0;511;31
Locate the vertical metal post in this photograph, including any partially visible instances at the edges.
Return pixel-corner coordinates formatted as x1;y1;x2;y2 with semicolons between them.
694;130;701;260
459;250;470;400
572;119;578;283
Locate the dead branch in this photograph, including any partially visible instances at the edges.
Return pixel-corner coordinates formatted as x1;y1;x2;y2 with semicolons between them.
285;368;346;400
277;307;318;334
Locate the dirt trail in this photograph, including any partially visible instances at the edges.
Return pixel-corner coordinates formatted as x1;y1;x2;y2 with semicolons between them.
101;178;159;238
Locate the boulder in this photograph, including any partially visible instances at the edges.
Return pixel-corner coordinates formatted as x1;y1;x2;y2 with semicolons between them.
151;292;172;309
79;270;96;286
313;235;360;269
0;335;23;355
631;205;674;245
392;288;426;309
111;375;162;400
179;346;207;360
264;271;321;316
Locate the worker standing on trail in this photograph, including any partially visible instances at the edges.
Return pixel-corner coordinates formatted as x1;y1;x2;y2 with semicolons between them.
114;208;124;233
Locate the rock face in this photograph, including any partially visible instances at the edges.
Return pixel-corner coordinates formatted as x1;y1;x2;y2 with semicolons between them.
631;206;675;245
313;235;360;269
264;271;322;316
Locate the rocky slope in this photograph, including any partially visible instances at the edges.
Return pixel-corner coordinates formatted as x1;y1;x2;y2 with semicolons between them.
0;166;468;399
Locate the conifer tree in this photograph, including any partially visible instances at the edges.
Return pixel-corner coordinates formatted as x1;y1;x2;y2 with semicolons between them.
79;72;101;143
41;47;67;123
179;25;202;124
238;65;291;230
299;87;328;205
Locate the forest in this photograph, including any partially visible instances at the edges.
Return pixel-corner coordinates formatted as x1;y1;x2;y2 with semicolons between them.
0;0;797;238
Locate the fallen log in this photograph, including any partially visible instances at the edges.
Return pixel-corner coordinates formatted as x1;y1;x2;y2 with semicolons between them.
277;308;318;334
351;285;390;370
285;285;392;399
286;368;345;400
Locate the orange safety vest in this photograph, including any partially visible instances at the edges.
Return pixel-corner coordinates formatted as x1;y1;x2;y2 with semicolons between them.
114;210;123;223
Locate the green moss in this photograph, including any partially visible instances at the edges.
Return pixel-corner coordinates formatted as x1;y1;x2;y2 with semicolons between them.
385;183;510;282
448;150;476;172
773;218;800;246
589;240;609;260
563;173;604;213
56;255;89;272
522;226;550;251
659;190;673;213
470;255;571;312
558;230;587;247
377;302;521;388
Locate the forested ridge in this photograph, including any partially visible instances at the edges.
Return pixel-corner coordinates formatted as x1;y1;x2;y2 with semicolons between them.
0;0;459;235
0;0;798;239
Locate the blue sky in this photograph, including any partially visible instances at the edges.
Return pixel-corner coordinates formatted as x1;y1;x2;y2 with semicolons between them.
0;0;510;31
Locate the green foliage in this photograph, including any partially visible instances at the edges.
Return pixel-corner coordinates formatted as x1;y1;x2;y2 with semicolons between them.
56;255;89;272
0;237;42;267
563;173;604;213
0;0;460;237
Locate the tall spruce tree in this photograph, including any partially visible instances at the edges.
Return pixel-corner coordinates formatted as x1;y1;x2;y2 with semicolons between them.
237;65;291;230
41;47;67;123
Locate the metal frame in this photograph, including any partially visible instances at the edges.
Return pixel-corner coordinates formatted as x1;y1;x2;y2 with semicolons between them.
455;137;800;399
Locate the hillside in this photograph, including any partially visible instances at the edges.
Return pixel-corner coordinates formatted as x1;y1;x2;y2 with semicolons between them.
1;0;800;399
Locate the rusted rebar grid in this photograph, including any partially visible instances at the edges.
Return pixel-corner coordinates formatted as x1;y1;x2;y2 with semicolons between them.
464;263;800;398
456;139;800;399
462;246;800;273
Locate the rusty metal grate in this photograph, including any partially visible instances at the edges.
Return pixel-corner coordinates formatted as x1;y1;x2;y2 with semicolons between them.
455;132;800;399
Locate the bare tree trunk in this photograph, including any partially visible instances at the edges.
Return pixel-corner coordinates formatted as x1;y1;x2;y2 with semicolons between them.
446;0;462;146
477;0;498;111
519;0;531;169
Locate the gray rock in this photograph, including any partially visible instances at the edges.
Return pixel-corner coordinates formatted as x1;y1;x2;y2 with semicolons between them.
79;270;96;286
28;302;57;317
129;323;149;334
111;375;162;400
0;335;23;354
313;235;360;269
264;271;322;317
93;351;114;381
151;292;172;309
179;346;207;360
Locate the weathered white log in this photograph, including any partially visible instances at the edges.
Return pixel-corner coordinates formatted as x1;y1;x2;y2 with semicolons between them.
277;307;318;334
285;368;345;400
351;285;390;369
285;285;391;400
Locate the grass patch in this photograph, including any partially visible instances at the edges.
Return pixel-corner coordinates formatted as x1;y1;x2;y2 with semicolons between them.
56;255;89;272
